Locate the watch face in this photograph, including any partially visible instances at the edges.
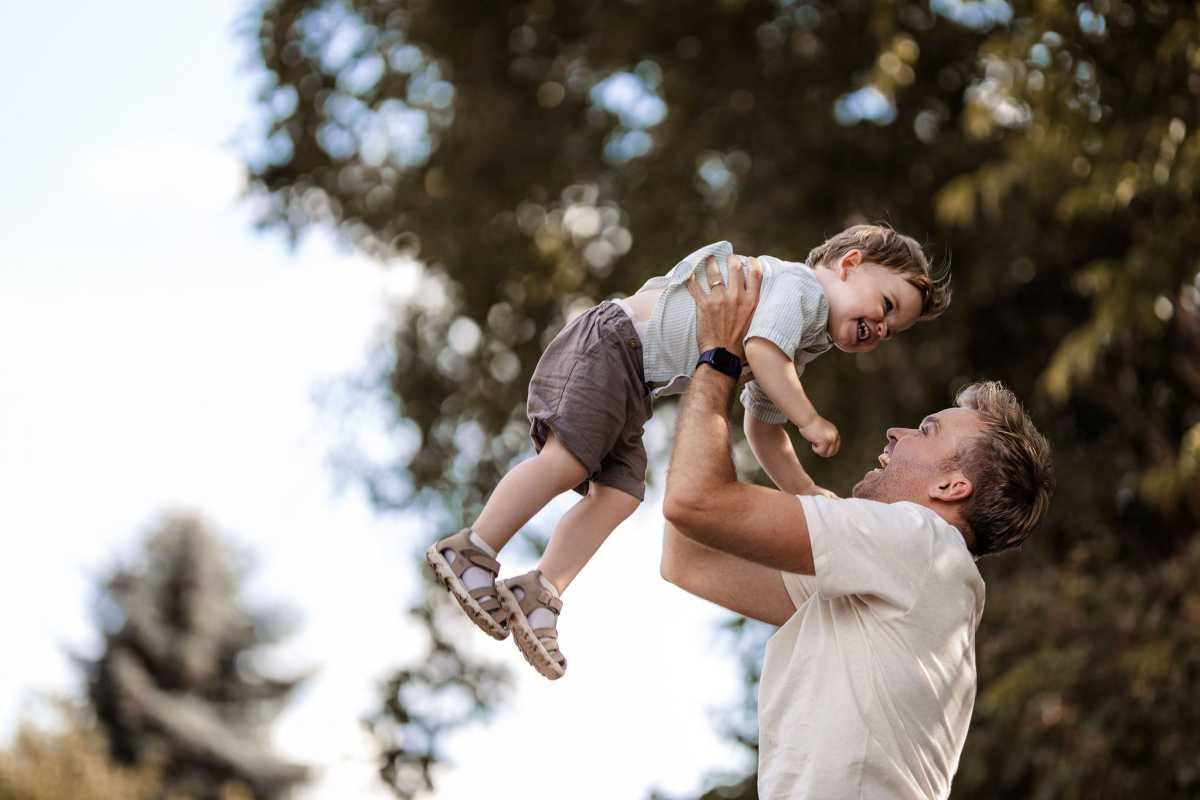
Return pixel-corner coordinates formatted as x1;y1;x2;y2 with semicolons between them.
712;348;739;372
700;347;741;377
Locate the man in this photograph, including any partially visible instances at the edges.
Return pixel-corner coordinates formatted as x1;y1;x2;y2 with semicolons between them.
661;256;1054;799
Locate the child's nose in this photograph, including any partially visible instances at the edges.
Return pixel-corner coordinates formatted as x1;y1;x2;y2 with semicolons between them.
876;320;889;339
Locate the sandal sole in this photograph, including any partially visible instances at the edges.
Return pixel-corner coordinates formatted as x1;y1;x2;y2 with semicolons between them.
496;582;566;680
424;544;509;641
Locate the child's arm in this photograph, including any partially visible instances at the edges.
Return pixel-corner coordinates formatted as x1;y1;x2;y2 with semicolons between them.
744;412;818;494
744;337;841;458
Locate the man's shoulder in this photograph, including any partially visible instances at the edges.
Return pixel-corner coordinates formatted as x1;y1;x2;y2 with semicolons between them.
801;495;934;528
797;495;981;613
801;496;975;563
888;502;985;596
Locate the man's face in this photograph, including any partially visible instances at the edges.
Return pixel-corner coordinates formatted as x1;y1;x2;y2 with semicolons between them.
852;407;985;505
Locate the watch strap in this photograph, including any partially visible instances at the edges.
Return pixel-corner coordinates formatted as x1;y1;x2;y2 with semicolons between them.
696;347;742;379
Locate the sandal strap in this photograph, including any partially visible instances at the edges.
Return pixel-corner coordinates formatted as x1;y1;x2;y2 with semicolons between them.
534;632;565;664
471;589;507;620
503;570;564;618
438;530;501;578
538;591;563;614
450;548;499;578
465;550;500;573
518;588;562;617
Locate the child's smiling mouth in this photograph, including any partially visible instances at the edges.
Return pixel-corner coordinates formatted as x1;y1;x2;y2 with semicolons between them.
856;319;871;343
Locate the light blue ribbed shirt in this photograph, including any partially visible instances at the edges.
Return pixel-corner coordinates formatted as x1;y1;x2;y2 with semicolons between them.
635;241;833;424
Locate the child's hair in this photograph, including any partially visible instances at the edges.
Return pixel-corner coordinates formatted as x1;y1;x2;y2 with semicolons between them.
806;223;951;320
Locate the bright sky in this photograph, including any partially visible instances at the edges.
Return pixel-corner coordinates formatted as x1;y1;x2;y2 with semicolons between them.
0;2;747;797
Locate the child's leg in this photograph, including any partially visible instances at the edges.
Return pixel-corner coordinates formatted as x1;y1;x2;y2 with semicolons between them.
498;481;640;679
471;431;590;553
539;482;641;593
428;432;589;640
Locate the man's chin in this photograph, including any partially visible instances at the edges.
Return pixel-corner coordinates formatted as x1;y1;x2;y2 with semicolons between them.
851;471;880;499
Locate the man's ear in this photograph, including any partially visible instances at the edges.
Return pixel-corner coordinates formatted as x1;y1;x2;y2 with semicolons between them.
838;248;862;279
930;470;973;503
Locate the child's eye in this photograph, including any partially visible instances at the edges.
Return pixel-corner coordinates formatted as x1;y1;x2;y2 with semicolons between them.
884;297;894;313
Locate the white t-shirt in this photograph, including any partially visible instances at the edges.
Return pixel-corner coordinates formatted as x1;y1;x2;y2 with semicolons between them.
757;496;985;800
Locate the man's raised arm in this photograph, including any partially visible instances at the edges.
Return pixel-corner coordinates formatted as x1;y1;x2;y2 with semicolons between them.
663;256;817;575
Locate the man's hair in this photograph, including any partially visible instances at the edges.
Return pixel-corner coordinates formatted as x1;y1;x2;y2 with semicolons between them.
952;381;1055;556
806;223;951;320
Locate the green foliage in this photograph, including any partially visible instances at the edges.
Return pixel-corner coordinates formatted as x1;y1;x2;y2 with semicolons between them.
241;0;1200;796
959;538;1200;799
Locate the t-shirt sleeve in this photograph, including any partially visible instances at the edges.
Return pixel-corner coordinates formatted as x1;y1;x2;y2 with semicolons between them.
798;495;938;613
743;258;823;360
739;379;787;424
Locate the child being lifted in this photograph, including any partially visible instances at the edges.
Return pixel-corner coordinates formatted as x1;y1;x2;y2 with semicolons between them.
427;224;951;679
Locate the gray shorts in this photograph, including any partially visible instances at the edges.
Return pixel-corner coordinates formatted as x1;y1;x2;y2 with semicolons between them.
527;301;652;500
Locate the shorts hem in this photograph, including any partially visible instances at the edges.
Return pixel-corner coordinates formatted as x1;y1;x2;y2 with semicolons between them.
591;475;646;502
529;416;596;496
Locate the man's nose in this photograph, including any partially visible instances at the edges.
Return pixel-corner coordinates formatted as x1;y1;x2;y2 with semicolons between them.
886;426;913;444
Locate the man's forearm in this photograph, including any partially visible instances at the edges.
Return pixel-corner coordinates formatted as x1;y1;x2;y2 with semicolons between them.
665;367;740;511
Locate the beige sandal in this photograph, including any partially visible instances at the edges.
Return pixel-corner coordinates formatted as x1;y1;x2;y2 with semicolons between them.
425;529;509;640
496;570;566;680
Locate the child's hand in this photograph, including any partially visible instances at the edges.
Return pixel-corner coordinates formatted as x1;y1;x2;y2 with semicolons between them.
799;416;840;458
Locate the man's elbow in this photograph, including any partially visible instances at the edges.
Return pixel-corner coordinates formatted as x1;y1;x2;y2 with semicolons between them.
664;494;721;555
662;493;701;532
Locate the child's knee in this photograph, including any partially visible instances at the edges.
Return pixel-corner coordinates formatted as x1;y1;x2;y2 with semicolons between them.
594;484;641;519
539;433;589;482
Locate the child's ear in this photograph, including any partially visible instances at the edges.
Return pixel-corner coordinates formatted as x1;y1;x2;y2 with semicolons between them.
839;249;862;279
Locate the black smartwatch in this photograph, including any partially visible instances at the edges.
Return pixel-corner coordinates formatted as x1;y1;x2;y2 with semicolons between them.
696;347;743;379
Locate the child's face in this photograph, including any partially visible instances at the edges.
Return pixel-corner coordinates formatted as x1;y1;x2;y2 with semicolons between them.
822;253;924;353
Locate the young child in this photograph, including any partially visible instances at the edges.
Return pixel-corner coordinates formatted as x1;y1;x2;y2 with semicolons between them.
426;224;950;679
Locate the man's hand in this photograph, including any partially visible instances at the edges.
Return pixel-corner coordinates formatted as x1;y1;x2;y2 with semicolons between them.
799;415;841;458
686;254;763;360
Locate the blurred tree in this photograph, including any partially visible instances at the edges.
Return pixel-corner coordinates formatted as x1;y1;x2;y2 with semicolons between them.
85;514;309;800
362;581;509;799
954;537;1200;798
241;0;1200;797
